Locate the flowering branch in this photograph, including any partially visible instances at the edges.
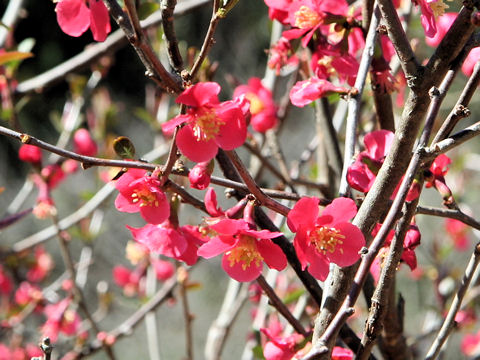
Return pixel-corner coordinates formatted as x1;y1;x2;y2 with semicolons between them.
416;206;480;231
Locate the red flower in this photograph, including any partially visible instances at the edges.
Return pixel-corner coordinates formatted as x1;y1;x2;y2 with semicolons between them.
56;0;111;42
425;154;453;204
0;265;12;295
370;223;421;282
332;346;354;360
290;77;349;107
281;0;348;47
112;265;142;297
311;45;359;86
18;144;42;165
162;82;248;162
287;197;365;281
462;329;480;357
114;168;170;225
262;329;304;360
152;259;175;281
41;298;82;342
264;0;292;24
267;37;298;75
127;221;206;265
73;128;97;156
233;77;278;133
198;218;287;282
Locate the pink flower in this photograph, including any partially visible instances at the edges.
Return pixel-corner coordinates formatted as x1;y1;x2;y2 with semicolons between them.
332;346;354;360
73;128;97;156
114;168;170;225
233;77;278;132
26;246;54;283
264;0;292;24
370;223;421;282
15;281;43;307
152;259;175;280
445;218;469;251
463;47;480;77
40;164;66;189
56;0;111;42
162;82;248;163
41;298;82;342
462;329;480;357
290;77;350;107
281;0;348;47
112;265;142;297
426;12;456;47
311;45;359;86
287;197;365;281
262;329;304;360
425;154;453;204
267;37;298;75
189;161;212;190
127;221;206;265
18;144;42;164
198;218;287;282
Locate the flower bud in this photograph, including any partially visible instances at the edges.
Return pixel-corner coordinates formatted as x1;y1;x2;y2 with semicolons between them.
73;128;97;156
189;161;213;190
18;144;42;165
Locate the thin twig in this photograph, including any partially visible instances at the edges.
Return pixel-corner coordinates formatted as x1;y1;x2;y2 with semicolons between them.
179;267;194;360
416;206;480;231
257;275;309;337
0;0;25;47
190;0;221;79
425;243;480;360
161;0;184;72
338;4;381;197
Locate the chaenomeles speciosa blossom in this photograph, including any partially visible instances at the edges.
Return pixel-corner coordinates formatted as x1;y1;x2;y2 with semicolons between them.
162;82;249;163
55;0;111;42
114;168;170;225
198;201;287;282
287;197;365;281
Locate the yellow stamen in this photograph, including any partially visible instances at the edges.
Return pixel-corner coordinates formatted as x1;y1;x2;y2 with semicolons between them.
308;226;345;255
246;93;264;115
225;235;263;270
429;0;448;17
131;188;158;207
295;5;323;29
192;108;225;142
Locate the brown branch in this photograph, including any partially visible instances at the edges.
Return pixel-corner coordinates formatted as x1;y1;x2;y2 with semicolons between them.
161;0;184;72
416;206;480;231
103;0;182;93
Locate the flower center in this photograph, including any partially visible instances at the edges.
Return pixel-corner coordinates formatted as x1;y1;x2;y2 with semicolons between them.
294;6;323;29
246;93;265;115
317;56;335;76
226;235;263;270
429;0;448;18
192;108;225;142
131;188;159;207
308;226;345;255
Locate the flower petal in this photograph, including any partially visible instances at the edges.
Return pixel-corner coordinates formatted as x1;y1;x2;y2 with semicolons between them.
139;192;170;225
327;222;365;267
257;239;287;271
222;254;262;282
176;125;219;162
127;224;187;258
364;129;394;160
320;197;358;226
197;236;234;259
287;197;319;232
56;0;90;37
305;254;330;281
88;0;111;41
176;82;220;107
214;103;247;150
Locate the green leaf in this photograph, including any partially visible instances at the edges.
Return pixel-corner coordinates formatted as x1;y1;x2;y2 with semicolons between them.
282;288;305;305
0;51;33;66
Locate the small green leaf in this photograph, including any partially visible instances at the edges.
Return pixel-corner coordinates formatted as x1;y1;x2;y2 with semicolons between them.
0;51;33;66
113;136;136;159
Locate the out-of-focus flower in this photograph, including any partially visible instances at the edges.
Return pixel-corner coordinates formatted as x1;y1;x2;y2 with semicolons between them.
331;346;354;360
290;77;350;107
413;0;449;38
370;223;421;282
287;197;365;281
114;168;170;225
18;144;42;165
56;0;111;42
112;265;142;297
425;12;456;47
462;329;480;357
311;45;359;86
445;218;469;251
0;265;12;295
125;241;150;265
41;298;82;342
267;37;298;75
463;47;480;77
264;0;293;24
26;246;54;283
73;128;97;156
14;281;43;307
162;82;249;162
152;259;175;281
233;78;278;133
